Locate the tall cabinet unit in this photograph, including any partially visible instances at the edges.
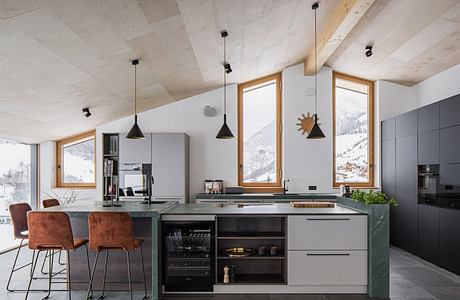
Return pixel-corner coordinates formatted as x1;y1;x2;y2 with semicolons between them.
394;111;418;255
151;133;190;203
382;93;460;276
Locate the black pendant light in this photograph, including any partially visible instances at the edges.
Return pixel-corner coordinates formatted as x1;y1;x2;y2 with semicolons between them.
216;30;235;139
126;59;146;139
307;2;326;140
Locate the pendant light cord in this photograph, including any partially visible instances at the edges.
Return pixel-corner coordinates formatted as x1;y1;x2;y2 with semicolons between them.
223;34;227;116
314;4;317;116
134;62;137;116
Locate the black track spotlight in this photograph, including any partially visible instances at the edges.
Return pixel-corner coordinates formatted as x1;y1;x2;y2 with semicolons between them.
82;107;91;118
365;45;373;57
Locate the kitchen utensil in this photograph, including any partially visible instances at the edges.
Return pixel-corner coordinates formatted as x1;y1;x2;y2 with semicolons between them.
290;202;335;208
224;247;255;257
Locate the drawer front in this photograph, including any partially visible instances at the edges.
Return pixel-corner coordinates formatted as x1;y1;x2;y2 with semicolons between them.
288;215;367;250
288;250;367;286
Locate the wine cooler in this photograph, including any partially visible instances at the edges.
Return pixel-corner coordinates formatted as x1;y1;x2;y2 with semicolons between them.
163;218;215;292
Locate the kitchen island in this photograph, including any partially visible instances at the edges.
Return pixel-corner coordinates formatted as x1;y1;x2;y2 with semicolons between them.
42;201;389;299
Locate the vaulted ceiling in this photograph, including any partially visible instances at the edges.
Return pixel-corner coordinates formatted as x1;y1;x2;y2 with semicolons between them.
1;0;460;143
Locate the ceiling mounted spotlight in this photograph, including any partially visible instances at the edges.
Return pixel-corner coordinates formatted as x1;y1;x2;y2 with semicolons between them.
365;45;373;57
82;107;91;118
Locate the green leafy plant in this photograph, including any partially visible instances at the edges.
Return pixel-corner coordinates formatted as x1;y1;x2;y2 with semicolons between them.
350;190;398;206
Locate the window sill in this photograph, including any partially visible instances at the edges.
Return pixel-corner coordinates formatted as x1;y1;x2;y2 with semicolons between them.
54;185;96;189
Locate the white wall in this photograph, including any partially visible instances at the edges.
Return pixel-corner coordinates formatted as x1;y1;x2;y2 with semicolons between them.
377;80;418;121
416;63;460;107
283;64;335;193
95;85;238;199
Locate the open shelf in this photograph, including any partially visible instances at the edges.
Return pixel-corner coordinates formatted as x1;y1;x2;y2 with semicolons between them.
216;274;285;285
218;255;285;260
217;232;285;239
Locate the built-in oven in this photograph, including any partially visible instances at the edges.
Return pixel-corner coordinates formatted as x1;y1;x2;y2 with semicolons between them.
162;215;215;292
119;163;153;202
418;164;440;206
439;184;460;209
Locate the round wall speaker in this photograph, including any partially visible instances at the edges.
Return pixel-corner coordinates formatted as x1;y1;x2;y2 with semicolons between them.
204;106;217;117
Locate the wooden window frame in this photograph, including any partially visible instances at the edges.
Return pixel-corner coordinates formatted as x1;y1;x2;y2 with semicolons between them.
56;130;96;188
333;71;374;188
237;73;283;193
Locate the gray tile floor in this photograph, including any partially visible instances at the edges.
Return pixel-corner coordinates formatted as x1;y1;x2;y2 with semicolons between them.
0;246;459;299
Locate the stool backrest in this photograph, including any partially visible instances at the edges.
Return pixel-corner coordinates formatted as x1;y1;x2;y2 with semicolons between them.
27;212;75;250
88;212;135;250
42;198;60;208
9;203;32;239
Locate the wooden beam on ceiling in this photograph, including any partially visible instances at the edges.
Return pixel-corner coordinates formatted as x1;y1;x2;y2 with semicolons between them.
304;0;375;76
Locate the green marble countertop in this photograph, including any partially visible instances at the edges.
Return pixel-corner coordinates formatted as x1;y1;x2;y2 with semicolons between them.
195;193;339;200
41;200;177;217
162;203;365;215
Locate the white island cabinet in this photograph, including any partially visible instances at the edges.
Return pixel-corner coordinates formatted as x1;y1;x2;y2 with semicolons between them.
287;215;368;290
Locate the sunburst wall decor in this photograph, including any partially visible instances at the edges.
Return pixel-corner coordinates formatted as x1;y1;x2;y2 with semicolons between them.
296;112;316;136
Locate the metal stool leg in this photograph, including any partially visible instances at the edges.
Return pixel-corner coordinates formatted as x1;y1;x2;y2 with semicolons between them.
42;250;55;299
40;250;49;275
84;245;93;299
6;239;23;291
140;246;148;299
58;250;66;265
25;250;41;300
98;250;109;300
125;250;133;300
86;250;100;300
66;250;71;300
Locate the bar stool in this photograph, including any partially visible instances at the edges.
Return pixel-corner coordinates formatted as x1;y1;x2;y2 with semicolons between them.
25;211;93;300
86;212;147;300
7;203;32;292
41;198;66;269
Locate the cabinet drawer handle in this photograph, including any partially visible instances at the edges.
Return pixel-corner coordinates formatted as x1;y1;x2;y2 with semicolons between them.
307;253;350;256
306;218;350;221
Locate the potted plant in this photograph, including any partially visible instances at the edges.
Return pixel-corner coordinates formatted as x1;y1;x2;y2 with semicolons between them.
337;189;395;299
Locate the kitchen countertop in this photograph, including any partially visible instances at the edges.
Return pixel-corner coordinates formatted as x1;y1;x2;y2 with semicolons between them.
195;193;339;200
42;200;178;217
162;203;366;215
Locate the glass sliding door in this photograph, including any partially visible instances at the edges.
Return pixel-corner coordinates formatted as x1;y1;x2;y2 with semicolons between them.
0;139;34;252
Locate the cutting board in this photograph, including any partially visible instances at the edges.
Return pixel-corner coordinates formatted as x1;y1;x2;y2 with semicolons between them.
290;202;335;208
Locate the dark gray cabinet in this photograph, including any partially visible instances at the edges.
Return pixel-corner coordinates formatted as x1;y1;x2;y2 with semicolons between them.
382;138;397;245
418;130;439;164
440;208;460;275
418;102;439;133
395;134;418;254
382;118;395;141
396;110;417;138
440;163;460;186
440;125;460;163
440;94;460;128
418;205;439;265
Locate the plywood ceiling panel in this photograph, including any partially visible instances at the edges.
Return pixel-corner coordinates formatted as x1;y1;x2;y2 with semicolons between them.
1;0;460;142
327;0;460;86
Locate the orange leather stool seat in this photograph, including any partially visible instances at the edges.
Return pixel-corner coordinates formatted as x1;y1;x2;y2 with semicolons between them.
25;211;92;300
42;198;60;208
87;212;147;300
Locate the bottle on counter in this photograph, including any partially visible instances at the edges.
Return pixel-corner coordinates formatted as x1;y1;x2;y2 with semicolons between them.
223;265;229;284
230;265;236;283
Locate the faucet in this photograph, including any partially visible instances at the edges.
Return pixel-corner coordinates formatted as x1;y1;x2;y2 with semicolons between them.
283;179;290;194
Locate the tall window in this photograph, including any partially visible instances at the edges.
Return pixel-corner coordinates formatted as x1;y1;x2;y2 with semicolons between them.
333;72;374;187
238;73;282;191
0;139;33;251
56;130;96;188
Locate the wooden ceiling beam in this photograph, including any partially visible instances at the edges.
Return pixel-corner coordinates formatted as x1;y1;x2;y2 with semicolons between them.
304;0;375;76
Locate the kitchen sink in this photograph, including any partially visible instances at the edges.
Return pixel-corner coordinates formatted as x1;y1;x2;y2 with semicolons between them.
212;203;274;208
273;193;299;196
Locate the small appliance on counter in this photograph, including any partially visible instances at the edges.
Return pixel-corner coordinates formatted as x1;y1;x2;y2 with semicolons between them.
339;185;352;198
203;180;223;194
224;186;244;194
